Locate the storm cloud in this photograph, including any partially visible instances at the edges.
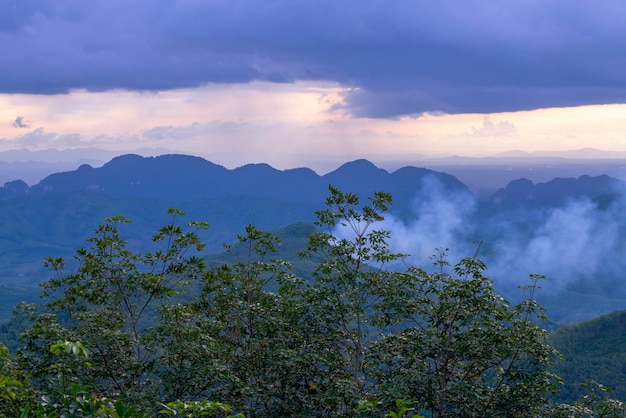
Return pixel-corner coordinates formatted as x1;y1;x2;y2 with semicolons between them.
2;0;626;117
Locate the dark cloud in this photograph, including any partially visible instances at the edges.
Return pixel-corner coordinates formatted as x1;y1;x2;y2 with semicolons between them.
12;116;31;129
2;0;626;117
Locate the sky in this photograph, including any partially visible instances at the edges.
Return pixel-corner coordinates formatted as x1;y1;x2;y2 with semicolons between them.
2;0;626;171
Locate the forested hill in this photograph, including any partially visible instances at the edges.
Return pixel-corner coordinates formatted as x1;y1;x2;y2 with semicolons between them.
551;310;626;402
483;174;624;210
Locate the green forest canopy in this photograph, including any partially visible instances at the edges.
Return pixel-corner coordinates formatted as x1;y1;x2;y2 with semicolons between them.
1;187;625;417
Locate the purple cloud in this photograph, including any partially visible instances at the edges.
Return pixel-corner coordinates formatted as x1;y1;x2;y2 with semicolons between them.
12;116;31;129
2;0;626;117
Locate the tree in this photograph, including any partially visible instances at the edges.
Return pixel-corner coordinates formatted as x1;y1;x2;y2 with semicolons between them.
299;185;406;413
16;208;209;411
0;341;29;417
370;250;560;417
153;224;323;416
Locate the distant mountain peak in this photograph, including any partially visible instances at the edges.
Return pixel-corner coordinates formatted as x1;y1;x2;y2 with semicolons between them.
77;163;94;171
337;158;386;171
103;153;144;167
325;159;389;178
234;163;279;172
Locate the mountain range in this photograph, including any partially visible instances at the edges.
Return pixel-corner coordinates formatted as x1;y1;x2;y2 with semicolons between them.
1;154;468;202
2;153;626;404
3;153;621;211
0;153;625;325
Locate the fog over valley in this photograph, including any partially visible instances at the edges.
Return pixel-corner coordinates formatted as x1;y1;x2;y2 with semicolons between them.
0;152;624;324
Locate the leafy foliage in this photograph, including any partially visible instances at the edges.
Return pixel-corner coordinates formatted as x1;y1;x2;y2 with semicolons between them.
16;208;209;412
548;381;626;418
0;186;611;417
298;186;407;408
371;256;560;417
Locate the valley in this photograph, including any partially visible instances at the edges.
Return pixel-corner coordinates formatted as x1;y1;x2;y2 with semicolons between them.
1;153;626;407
